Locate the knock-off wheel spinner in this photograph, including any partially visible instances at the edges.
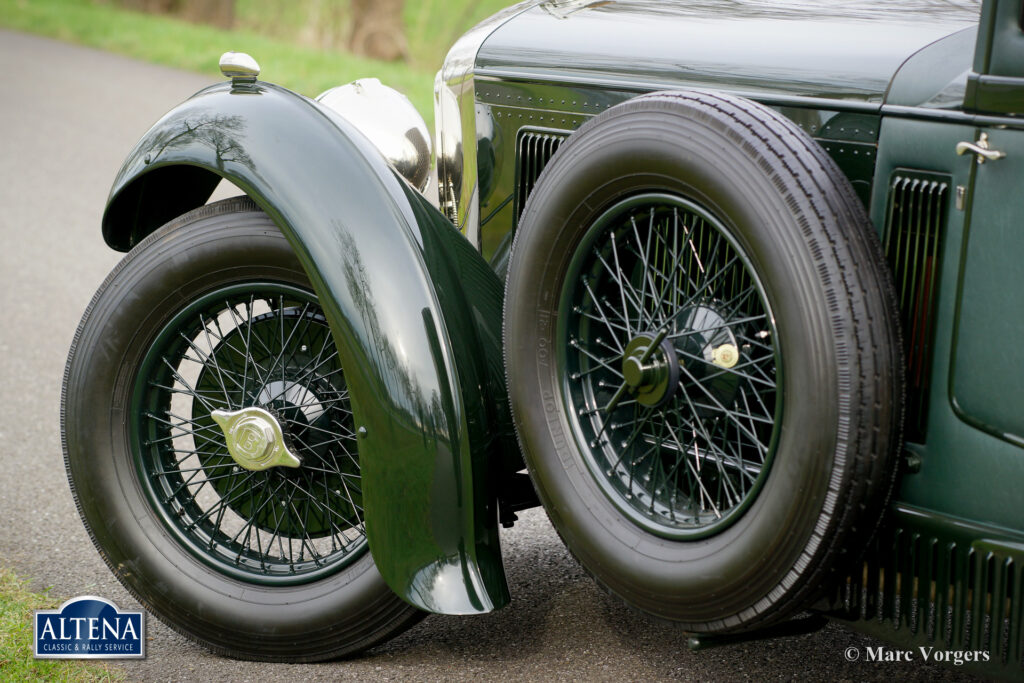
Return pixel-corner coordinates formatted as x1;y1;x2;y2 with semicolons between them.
211;406;302;471
619;333;679;407
210;374;334;472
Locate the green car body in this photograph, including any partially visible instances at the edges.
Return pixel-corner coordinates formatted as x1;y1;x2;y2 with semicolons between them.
98;0;1024;675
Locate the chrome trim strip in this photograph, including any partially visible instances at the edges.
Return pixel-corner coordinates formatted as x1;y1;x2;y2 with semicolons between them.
472;68;885;114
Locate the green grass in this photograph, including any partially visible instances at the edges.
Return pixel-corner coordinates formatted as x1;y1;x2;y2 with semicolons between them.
0;568;124;682
0;0;437;121
403;0;513;69
234;0;512;71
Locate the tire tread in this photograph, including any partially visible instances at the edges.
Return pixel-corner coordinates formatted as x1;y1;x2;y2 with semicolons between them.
61;197;423;662
503;90;904;633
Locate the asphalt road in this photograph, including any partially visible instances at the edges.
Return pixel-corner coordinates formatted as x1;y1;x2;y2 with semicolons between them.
0;30;981;682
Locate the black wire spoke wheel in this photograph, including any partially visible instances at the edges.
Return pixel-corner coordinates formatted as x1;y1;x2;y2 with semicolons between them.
560;193;779;539
133;283;365;584
62;198;423;661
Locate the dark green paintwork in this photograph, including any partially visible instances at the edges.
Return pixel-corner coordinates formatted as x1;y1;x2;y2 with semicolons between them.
827;503;1024;679
448;0;1024;670
869;116;1024;532
471;79;885;263
974;0;1024;76
96;0;1024;668
952;128;1024;448
966;72;1024;114
475;1;977;103
102;80;511;614
465;1;979;263
465;0;1024;531
967;0;1024;114
887;28;976;109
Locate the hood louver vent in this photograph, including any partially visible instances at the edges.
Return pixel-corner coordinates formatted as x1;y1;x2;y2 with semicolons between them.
883;172;949;443
515;130;567;222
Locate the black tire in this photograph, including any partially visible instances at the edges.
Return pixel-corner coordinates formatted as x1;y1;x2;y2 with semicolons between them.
503;91;903;632
61;197;422;661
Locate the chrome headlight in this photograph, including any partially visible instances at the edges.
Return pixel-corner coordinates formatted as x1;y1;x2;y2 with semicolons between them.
317;78;432;194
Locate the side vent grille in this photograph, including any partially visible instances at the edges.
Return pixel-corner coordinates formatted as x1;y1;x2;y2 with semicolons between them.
883;172;949;443
830;512;1024;675
515;130;567;222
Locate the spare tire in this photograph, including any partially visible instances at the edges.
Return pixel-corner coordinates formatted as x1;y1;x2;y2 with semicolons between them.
503;90;903;632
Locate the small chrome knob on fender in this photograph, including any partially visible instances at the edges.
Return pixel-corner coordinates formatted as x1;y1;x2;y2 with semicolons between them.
219;51;260;83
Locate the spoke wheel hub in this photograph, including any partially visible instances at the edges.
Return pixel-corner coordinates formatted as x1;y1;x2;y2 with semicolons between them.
621;335;679;407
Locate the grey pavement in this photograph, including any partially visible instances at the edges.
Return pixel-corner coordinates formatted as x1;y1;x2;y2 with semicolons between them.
0;29;979;682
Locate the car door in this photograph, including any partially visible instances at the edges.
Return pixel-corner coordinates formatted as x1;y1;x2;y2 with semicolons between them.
951;127;1024;445
952;0;1024;444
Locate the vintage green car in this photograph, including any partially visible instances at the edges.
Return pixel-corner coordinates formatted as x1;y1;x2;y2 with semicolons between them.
61;0;1022;676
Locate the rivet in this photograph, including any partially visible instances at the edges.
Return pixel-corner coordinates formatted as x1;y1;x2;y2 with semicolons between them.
357;426;368;438
143;153;152;164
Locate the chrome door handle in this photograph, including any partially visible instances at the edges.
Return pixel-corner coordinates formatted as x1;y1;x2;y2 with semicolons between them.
956;132;1006;164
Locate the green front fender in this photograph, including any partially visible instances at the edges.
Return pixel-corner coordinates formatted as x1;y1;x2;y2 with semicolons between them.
102;80;512;614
